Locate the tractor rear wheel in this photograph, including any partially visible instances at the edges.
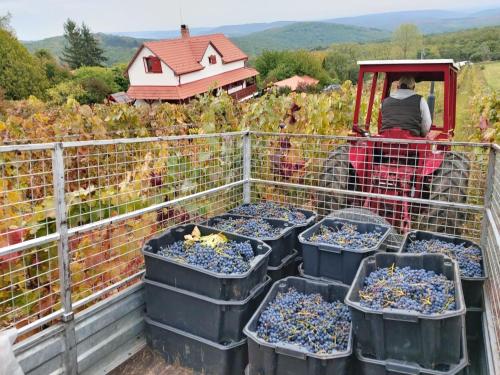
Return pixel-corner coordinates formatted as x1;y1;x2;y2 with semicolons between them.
416;151;470;235
317;145;352;216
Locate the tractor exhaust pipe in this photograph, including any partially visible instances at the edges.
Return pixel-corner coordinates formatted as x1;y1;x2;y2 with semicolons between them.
427;81;435;122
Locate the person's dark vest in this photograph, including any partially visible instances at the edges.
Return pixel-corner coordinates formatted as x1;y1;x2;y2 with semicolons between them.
381;94;422;136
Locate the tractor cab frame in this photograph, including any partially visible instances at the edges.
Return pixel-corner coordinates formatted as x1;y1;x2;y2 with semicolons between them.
352;59;459;140
320;60;469;234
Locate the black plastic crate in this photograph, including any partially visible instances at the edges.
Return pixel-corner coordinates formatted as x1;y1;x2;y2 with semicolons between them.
355;324;468;375
299;218;391;285
144;275;271;343
203;214;295;267
243;277;353;375
345;253;466;369
145;317;248;375
142;224;271;300
465;307;483;341
400;230;487;308
228;203;317;256
297;262;349;288
267;249;298;283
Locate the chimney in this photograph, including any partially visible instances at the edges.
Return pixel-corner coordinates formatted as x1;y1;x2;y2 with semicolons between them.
180;24;190;39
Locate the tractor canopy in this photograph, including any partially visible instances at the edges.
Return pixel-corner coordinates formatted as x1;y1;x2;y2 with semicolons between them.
353;59;459;140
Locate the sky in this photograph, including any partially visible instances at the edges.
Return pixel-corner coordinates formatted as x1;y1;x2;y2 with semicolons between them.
2;0;499;40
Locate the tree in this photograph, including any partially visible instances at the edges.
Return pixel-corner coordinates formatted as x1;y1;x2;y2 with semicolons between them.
0;29;48;99
80;24;107;67
254;50;332;86
62;19;106;69
392;24;423;59
0;12;14;34
72;66;119;104
323;51;358;83
34;49;70;85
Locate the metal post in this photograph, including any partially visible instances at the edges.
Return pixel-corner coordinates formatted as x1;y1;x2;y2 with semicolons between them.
52;143;78;375
243;131;251;204
480;147;496;250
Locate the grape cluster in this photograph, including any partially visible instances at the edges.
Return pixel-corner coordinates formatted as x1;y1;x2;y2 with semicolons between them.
406;239;483;278
309;223;383;250
230;202;307;224
256;288;351;354
158;240;254;274
209;217;283;238
359;265;456;314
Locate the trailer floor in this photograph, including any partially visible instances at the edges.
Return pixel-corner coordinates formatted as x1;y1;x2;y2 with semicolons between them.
109;346;193;375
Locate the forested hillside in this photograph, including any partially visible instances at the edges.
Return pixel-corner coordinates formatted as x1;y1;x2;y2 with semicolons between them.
233;22;390;55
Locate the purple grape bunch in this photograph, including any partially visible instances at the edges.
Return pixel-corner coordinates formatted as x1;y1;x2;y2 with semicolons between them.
359;265;456;314
158;240;254;274
256;288;351;354
309;223;383;250
230;202;307;224
209;217;283;238
407;239;483;278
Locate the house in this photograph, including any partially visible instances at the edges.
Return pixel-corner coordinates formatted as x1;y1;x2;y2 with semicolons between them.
273;75;319;92
126;25;258;104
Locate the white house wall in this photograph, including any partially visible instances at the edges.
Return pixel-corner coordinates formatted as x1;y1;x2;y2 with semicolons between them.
128;47;178;86
180;44;245;85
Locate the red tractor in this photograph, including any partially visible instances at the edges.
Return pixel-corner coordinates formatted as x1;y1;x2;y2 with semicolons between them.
319;60;470;235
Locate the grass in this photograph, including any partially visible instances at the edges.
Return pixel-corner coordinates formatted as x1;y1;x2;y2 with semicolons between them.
481;61;500;92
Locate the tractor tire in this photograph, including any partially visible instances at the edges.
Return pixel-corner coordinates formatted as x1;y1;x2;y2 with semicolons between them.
328;208;401;251
317;145;352;217
416;151;470;235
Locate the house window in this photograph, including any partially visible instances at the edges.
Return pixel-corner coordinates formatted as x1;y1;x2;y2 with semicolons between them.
144;56;162;73
208;55;217;65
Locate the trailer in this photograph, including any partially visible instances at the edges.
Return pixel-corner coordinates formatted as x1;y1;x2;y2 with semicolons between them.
0;60;499;374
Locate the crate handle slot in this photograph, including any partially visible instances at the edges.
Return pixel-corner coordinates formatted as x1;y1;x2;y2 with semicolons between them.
319;245;341;253
275;346;307;359
385;360;421;374
382;312;419;322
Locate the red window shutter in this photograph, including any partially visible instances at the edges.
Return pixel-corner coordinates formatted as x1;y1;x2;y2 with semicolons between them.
151;57;162;73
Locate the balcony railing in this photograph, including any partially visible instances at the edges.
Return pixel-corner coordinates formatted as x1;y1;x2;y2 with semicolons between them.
230;84;257;101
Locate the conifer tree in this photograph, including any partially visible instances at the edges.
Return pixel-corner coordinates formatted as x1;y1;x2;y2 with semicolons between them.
62;19;106;69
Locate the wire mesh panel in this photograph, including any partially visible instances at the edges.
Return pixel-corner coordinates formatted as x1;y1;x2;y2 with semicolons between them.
0;146;62;335
0;148;56;241
0;133;245;340
250;132;489;245
0;241;61;336
63;135;244;229
484;147;500;364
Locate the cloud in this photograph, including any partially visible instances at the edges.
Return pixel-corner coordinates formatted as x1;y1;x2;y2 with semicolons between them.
3;0;499;40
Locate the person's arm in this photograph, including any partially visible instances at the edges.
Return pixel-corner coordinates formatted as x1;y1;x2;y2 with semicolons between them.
420;97;432;136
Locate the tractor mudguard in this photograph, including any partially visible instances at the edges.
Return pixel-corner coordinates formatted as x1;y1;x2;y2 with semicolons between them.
348;140;369;176
421;149;445;176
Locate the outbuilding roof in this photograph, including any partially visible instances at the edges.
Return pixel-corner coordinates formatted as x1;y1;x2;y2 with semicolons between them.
273;75;319;91
128;34;248;76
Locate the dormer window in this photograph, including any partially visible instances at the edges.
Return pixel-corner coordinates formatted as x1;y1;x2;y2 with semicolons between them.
144;56;162;73
208;55;217;65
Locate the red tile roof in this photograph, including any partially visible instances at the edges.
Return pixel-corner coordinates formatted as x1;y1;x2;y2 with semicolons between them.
274;75;319;91
129;34;248;76
127;67;258;101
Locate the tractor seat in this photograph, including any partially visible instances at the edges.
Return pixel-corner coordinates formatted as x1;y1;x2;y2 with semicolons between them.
374;128;421;165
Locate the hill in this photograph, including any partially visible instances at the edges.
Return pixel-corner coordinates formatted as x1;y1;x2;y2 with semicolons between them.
233;22;390;55
327;8;500;33
111;8;500;40
24;33;148;66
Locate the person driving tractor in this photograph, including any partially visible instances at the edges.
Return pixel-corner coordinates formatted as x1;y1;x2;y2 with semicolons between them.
381;75;432;137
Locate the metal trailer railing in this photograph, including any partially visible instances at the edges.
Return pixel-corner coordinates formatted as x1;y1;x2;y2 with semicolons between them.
0;131;498;374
